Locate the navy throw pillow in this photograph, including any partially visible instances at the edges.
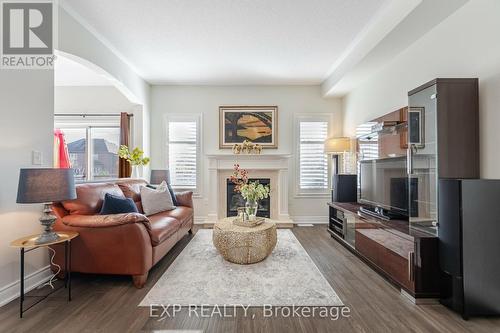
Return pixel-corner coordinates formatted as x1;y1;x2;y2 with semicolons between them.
147;183;178;206
100;192;139;215
167;182;178;206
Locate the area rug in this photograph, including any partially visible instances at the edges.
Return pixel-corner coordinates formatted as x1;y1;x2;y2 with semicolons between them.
139;229;343;307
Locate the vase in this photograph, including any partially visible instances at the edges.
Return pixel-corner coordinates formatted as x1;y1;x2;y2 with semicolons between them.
131;165;139;178
245;199;259;219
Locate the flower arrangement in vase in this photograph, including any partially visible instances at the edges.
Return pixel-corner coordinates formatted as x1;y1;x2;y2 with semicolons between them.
118;145;150;178
230;164;270;220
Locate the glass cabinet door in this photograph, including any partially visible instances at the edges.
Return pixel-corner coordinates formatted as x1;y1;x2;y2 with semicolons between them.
408;85;438;236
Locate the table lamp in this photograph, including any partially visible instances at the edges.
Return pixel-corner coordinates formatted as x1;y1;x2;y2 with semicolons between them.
16;168;76;244
150;169;170;185
324;137;351;174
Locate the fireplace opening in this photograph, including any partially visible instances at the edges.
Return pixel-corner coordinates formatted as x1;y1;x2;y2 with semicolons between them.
226;178;270;218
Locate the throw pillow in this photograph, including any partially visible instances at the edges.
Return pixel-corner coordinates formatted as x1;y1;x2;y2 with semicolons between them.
167;182;178;206
140;184;176;216
147;181;178;206
100;192;139;215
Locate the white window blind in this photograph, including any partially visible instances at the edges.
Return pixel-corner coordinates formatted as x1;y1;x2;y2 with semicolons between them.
356;122;379;160
299;121;329;189
168;121;198;189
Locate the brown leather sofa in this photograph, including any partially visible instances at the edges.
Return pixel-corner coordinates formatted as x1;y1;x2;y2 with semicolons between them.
51;179;193;288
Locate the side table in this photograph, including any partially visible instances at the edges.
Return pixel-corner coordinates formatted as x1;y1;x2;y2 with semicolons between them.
10;231;79;318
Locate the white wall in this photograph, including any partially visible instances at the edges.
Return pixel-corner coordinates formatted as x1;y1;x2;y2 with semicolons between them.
58;7;151;167
342;0;500;178
55;86;137;114
0;70;55;303
0;5;152;306
151;85;342;222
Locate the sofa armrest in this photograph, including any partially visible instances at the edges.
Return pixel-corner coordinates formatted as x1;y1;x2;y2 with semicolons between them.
52;202;69;218
175;191;193;208
62;213;150;229
53;214;153;277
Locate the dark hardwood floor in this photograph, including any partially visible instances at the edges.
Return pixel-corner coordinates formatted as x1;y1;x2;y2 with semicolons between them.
1;226;499;333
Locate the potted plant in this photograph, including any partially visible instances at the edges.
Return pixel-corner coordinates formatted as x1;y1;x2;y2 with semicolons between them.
230;164;270;220
118;145;150;178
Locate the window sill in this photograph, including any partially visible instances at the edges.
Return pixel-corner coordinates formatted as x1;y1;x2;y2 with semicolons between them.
294;192;331;199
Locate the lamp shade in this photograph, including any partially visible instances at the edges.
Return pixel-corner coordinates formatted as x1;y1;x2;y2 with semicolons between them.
324;137;351;154
16;168;76;203
150;169;170;185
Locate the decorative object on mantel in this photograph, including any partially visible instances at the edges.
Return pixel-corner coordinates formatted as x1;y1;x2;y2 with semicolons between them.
16;168;77;244
232;140;263;155
230;164;270;221
118;145;150;178
219;105;278;149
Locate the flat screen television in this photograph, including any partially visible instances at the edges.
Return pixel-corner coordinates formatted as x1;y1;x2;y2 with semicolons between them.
359;157;415;218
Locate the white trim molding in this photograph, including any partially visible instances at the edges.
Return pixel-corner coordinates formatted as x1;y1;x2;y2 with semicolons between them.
0;265;52;307
291;216;328;224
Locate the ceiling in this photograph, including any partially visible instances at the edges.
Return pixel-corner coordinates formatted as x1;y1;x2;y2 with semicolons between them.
62;0;389;85
55;55;113;86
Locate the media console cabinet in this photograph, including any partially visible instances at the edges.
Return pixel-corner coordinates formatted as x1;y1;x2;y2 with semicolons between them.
328;201;440;299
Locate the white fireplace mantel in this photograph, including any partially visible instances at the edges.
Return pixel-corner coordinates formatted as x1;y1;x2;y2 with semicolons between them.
206;153;291;170
205;153;293;224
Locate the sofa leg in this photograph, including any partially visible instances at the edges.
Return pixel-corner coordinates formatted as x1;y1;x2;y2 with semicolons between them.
132;273;148;289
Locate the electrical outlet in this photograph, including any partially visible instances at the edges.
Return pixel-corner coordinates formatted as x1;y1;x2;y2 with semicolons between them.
32;151;42;165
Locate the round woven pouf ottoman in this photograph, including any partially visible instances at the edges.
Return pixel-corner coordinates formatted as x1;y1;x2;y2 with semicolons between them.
213;217;277;264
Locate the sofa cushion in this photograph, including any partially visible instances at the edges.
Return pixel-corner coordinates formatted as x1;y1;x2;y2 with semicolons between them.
117;179;148;214
148;212;181;245
174;191;193;208
159;206;193;225
140;185;175;216
100;193;138;215
62;183;124;215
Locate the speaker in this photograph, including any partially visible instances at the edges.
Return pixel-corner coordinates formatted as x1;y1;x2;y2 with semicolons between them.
439;179;500;318
332;174;357;202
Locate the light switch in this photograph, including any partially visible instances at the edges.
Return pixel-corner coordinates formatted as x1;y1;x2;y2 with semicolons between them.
32;151;42;165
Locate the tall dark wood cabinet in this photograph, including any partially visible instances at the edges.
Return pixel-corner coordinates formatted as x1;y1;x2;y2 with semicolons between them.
407;79;479;236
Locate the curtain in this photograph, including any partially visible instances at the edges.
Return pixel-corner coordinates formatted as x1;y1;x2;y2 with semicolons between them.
54;129;71;168
119;112;132;178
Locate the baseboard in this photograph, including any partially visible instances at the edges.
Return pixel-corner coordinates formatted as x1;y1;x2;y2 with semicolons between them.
0;265;52;308
194;216;207;224
400;289;439;305
290;216;328;224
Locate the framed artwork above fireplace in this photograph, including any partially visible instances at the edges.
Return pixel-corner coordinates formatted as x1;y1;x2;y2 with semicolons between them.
219;105;278;149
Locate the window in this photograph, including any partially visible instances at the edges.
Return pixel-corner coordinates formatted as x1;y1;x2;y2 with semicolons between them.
166;115;200;190
55;115;120;181
298;117;330;193
356;122;379;160
90;127;120;180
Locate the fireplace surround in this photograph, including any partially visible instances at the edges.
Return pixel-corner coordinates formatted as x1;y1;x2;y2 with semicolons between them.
205;153;292;224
